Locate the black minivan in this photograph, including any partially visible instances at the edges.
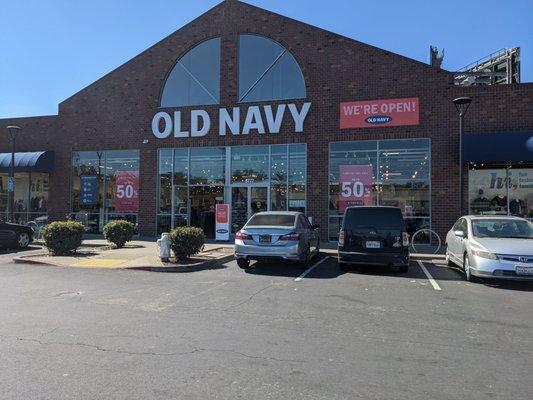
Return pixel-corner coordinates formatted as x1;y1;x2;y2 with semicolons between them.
337;206;409;272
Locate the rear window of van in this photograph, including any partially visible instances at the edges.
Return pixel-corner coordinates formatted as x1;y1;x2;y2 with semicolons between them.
343;207;404;230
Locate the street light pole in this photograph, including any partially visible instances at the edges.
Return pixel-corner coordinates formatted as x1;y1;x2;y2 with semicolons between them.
452;97;472;216
6;126;21;223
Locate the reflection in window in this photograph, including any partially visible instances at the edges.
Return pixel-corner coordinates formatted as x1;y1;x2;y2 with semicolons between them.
328;139;431;241
238;34;306;103
190;148;225;185
161;37;221;107
271;145;288;211
231;146;269;183
288;144;306;212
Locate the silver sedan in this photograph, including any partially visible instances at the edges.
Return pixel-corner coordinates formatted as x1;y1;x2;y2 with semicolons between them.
234;211;320;269
445;215;533;281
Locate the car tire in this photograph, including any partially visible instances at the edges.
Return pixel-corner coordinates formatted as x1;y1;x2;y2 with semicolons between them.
237;258;250;269
463;255;477;283
339;262;350;272
17;232;31;249
298;245;310;268
399;265;409;273
445;247;454;267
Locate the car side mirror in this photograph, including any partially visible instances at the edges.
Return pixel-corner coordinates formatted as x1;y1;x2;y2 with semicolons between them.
454;230;465;238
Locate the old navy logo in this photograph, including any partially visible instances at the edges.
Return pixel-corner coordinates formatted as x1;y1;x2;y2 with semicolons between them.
365;115;392;124
152;102;312;139
216;229;229;234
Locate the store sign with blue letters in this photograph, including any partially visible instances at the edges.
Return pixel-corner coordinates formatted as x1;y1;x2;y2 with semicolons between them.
151;102;311;139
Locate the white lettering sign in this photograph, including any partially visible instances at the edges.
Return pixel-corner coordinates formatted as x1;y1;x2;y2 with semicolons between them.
151;102;312;139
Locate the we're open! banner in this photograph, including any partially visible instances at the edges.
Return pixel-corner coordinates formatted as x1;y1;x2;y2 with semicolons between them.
340;97;419;129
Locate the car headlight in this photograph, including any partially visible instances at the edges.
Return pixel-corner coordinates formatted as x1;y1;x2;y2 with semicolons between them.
471;249;498;260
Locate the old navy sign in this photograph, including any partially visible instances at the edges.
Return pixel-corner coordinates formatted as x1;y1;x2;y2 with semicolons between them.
152;102;311;139
340;97;419;129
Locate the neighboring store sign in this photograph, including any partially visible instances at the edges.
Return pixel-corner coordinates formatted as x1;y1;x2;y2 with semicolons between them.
7;177;14;192
338;165;373;211
340;97;419;129
80;176;98;205
152;102;312;139
215;204;230;241
115;171;139;212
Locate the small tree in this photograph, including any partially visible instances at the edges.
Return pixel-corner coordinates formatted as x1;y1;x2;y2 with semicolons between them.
41;221;84;255
169;227;205;261
103;220;135;248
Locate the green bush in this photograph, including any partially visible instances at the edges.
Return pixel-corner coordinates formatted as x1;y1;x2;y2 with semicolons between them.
103;220;135;248
41;221;84;255
169;226;205;261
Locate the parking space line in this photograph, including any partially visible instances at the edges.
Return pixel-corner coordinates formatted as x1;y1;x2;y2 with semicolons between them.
416;260;442;291
295;257;330;282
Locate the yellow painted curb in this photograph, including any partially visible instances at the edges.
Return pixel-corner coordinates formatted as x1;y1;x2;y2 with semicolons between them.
72;259;128;268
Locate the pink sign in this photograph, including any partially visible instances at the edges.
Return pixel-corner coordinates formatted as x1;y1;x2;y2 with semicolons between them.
338;165;373;212
114;171;139;212
340;97;419;129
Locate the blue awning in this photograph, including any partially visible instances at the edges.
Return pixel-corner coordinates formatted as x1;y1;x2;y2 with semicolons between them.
0;151;54;173
463;131;533;164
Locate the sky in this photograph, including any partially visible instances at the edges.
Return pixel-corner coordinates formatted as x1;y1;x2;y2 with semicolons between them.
0;0;531;118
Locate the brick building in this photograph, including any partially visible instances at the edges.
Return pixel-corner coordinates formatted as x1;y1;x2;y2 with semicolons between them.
1;0;532;241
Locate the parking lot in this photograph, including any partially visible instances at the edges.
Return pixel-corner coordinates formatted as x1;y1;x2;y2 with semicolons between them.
1;253;532;400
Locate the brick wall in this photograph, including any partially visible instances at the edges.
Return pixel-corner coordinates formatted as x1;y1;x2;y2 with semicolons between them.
1;0;532;241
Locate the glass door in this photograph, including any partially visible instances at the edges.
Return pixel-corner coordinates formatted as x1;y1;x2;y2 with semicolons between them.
231;186;269;232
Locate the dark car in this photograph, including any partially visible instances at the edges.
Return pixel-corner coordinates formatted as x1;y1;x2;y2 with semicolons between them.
0;220;34;249
337;206;409;272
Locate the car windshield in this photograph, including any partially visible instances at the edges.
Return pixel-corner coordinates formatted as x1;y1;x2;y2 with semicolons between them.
471;219;533;239
246;214;296;227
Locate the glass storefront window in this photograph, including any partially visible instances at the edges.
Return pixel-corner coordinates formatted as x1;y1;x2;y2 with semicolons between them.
231;146;269;183
328;139;431;241
190;148;225;185
159;149;173;214
157;144;308;237
0;174;7;215
288;144;306;212
271;145;287;211
469;165;533;219
72;150;140;233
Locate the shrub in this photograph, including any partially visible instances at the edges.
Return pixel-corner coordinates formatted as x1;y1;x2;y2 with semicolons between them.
169;226;205;261
103;220;135;248
41;221;84;255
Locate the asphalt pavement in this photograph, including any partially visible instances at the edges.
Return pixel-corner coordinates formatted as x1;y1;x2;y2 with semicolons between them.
0;252;532;400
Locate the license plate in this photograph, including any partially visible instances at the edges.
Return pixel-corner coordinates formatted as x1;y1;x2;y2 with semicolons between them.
365;241;381;249
259;235;271;243
516;266;533;276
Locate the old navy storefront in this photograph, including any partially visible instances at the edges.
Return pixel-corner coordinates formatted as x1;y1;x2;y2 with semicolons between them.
1;1;532;241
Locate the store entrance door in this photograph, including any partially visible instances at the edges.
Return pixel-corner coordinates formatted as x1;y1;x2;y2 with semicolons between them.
231;186;268;233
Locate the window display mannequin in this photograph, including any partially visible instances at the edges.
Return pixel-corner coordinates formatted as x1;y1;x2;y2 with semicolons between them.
470;189;490;214
490;194;507;213
509;198;525;216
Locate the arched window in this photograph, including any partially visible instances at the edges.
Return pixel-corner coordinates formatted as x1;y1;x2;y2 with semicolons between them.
238;34;306;103
161;37;220;107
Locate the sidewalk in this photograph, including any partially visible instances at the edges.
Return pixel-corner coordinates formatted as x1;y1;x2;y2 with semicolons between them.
14;239;235;270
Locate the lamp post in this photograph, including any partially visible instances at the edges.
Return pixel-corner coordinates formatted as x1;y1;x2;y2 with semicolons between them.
452;97;472;216
6;125;21;223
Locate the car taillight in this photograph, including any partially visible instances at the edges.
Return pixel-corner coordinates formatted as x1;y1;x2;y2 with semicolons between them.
279;233;300;241
338;229;345;246
236;230;252;241
402;232;410;247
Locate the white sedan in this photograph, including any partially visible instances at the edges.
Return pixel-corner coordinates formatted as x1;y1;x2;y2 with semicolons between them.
445;216;533;281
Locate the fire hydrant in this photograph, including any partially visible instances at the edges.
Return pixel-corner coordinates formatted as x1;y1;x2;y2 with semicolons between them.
157;232;170;262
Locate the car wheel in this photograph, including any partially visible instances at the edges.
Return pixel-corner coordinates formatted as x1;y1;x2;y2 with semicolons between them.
339;262;350;272
298;245;310;268
17;232;30;248
399;265;409;273
237;258;250;270
463;255;477;282
445;246;454;267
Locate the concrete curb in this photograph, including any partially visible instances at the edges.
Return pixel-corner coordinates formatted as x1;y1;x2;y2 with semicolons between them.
123;254;235;272
13;255;65;267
